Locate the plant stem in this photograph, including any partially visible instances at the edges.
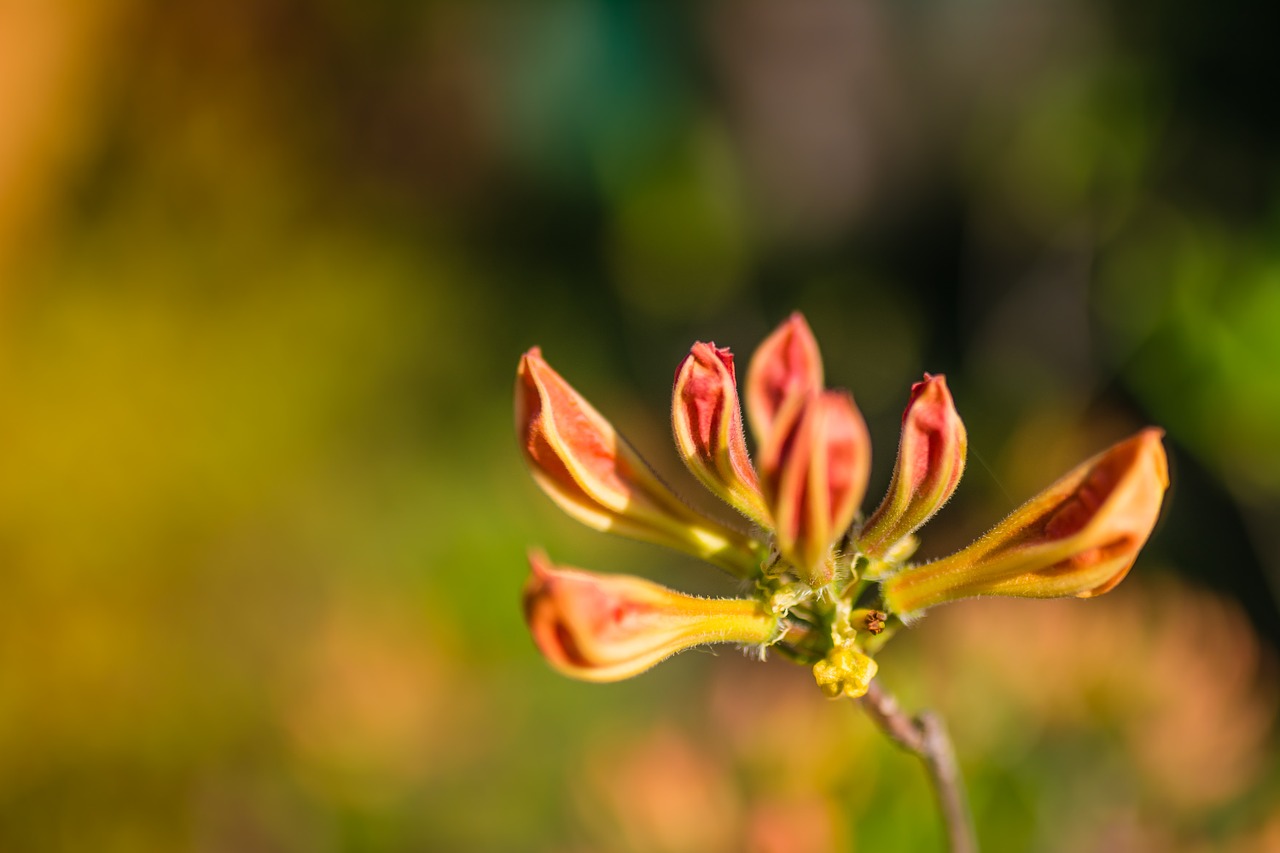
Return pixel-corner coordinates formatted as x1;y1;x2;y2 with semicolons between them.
858;680;977;853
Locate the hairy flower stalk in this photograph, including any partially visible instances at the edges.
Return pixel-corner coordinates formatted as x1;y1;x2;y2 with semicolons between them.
516;314;1169;850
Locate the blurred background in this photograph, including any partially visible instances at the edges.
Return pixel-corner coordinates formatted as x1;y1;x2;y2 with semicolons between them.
1;0;1278;850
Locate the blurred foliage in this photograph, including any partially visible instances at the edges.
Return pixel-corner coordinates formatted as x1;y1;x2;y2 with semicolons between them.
0;0;1277;850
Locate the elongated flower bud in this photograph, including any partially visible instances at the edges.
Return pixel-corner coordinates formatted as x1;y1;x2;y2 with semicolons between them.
859;375;967;557
881;428;1168;615
745;313;824;450
517;349;762;577
673;343;770;526
760;390;871;586
522;552;781;682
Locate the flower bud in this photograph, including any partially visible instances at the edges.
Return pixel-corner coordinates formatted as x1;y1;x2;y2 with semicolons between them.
881;428;1168;615
516;349;763;577
859;375;967;557
745;313;824;450
760;391;871;586
522;551;781;683
673;342;770;526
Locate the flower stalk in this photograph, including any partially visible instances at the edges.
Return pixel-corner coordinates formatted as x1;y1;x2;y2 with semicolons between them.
860;681;976;853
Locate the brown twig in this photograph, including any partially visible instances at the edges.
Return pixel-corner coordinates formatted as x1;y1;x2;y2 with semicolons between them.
859;680;977;853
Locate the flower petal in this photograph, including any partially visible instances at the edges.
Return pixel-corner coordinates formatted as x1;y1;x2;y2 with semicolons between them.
673;342;771;526
760;390;871;586
522;551;781;683
745;313;824;451
516;348;763;577
881;428;1169;615
859;375;967;557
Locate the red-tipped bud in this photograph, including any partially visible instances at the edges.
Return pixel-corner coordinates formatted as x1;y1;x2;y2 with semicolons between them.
760;391;871;586
516;349;761;577
522;552;781;682
672;343;771;526
859;375;968;557
881;428;1169;615
745;313;824;450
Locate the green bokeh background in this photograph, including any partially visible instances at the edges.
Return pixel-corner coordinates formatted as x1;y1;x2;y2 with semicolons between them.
1;1;1277;850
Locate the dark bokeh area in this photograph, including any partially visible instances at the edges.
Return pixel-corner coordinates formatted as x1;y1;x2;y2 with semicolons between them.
1;1;1278;850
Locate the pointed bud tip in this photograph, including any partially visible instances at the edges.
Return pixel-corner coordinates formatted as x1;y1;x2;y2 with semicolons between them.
527;547;552;578
746;313;825;451
676;341;737;388
905;373;953;417
782;311;813;334
1137;426;1169;488
518;346;545;376
907;371;945;399
521;549;556;621
695;340;734;365
515;347;554;429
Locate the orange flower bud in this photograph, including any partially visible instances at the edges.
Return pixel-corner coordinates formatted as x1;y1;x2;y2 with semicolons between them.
881;428;1168;615
672;342;770;526
516;349;763;577
760;391;871;586
859;375;968;557
745;313;824;450
522;551;781;683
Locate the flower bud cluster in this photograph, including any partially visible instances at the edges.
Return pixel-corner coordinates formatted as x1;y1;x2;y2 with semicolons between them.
515;314;1168;699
